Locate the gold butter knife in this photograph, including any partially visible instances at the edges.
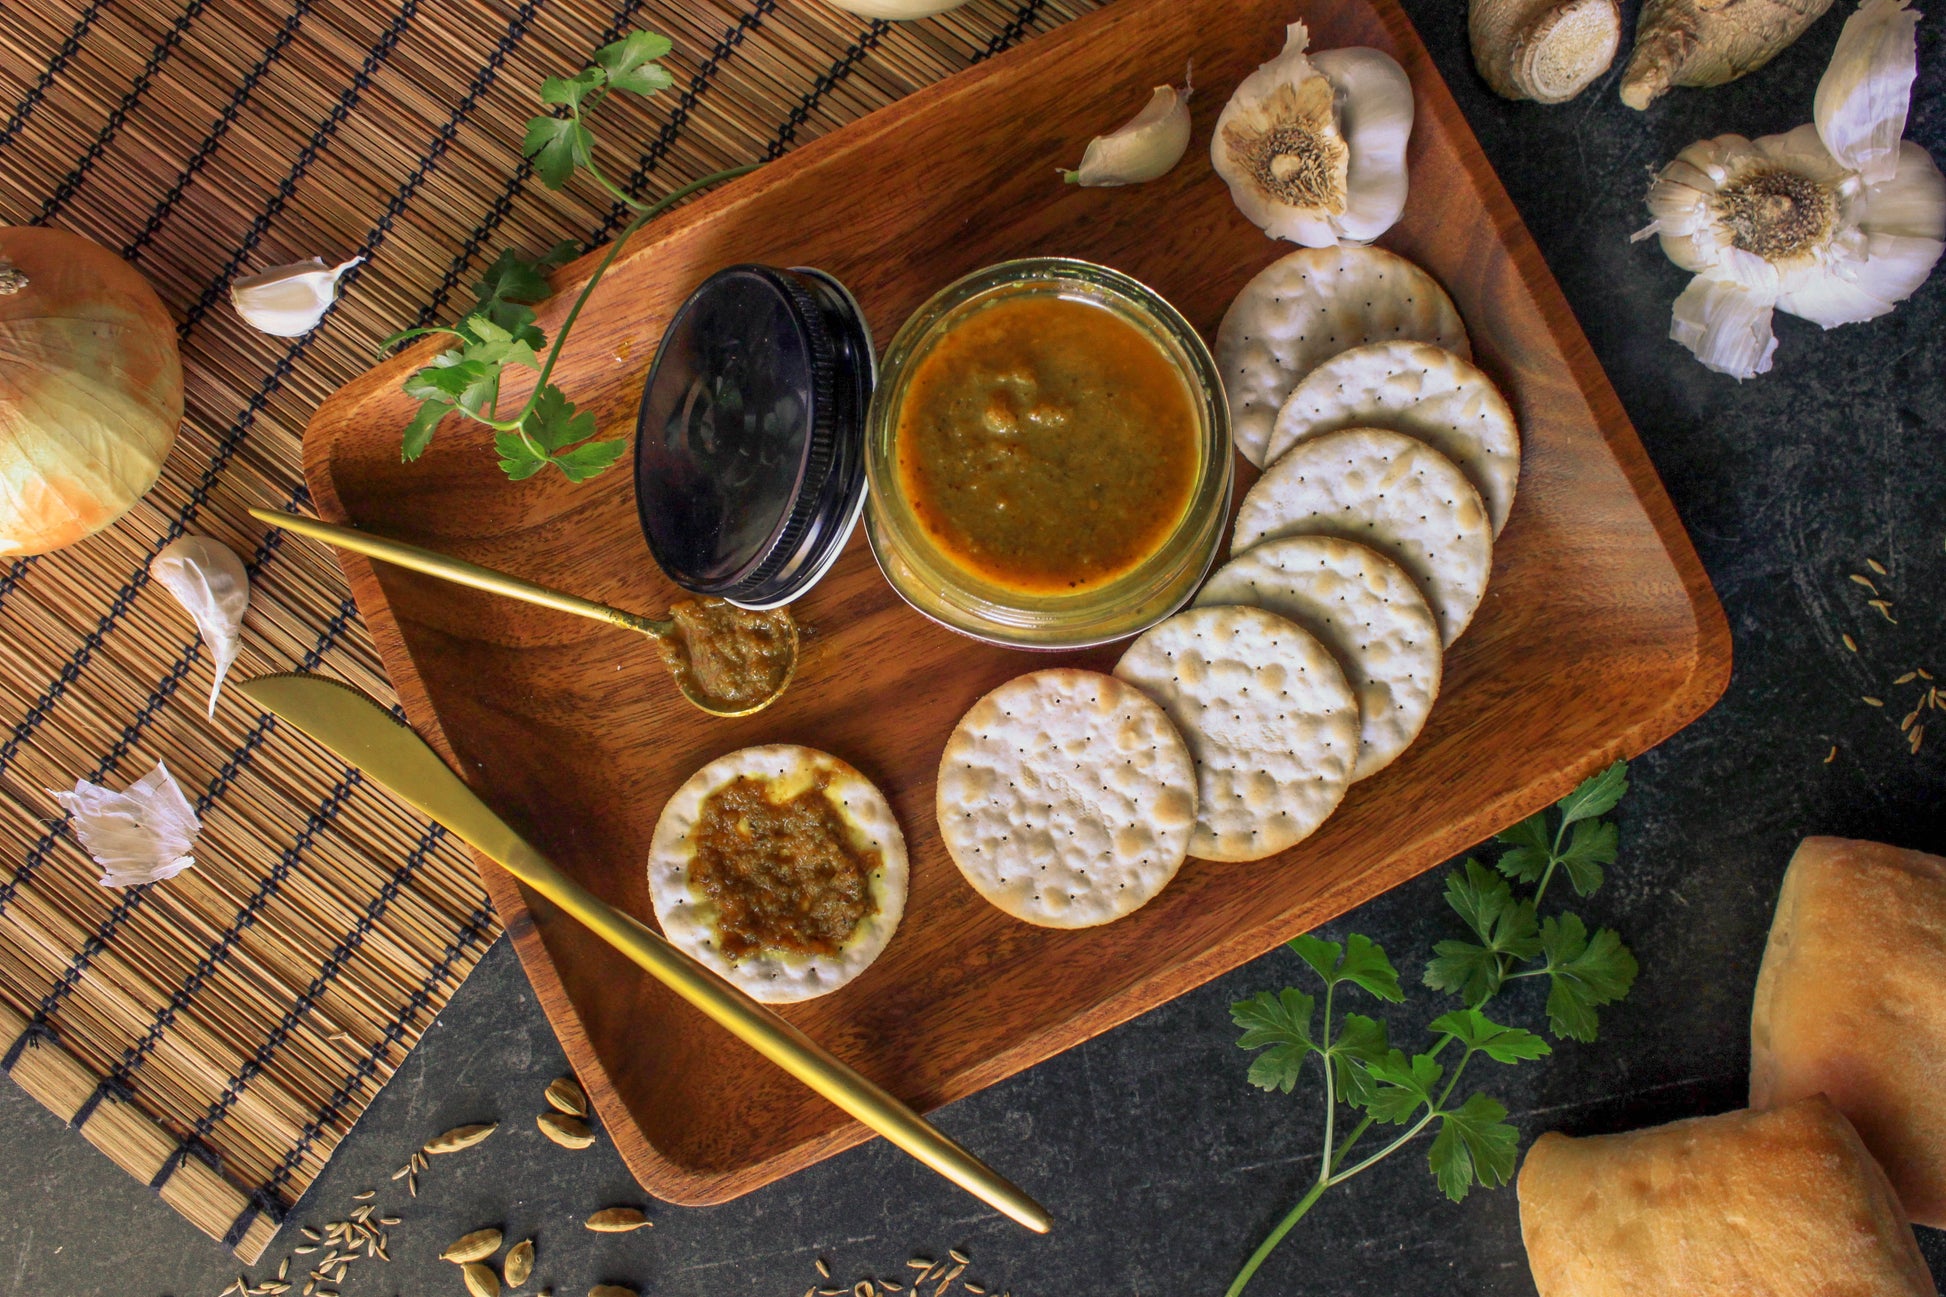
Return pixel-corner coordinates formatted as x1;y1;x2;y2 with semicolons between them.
236;672;1050;1233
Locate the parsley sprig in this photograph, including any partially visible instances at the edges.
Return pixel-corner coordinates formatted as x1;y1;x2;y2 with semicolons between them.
381;30;757;483
1226;762;1637;1295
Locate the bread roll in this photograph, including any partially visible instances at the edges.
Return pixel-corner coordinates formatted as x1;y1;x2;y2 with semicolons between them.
1518;1096;1931;1297
1751;836;1946;1226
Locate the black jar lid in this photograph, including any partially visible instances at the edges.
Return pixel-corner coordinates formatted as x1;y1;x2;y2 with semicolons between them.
634;264;873;610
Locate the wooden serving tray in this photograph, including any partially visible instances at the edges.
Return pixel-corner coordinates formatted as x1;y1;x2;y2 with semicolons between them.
304;0;1729;1206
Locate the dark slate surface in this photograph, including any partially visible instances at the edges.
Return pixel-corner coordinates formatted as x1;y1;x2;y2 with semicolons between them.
4;2;1943;1294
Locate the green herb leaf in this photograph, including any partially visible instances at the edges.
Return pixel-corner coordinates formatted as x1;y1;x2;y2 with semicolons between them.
1364;1049;1441;1124
522;385;597;453
1554;760;1629;828
595;30;676;95
1428;1009;1551;1064
1233;989;1318;1092
493;429;549;481
550;437;628;482
1493;813;1552;883
522;115;595;188
539;66;606;111
1425;864;1538;1004
1287;934;1341;985
1443;859;1512;943
1557;817;1618;897
1327;1013;1391;1109
1539;913;1638;1042
1427;1092;1519;1202
1286;933;1403;1002
401;400;452;461
1336;934;1404;1002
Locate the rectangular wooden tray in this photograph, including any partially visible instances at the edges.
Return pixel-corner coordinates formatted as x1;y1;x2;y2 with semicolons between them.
303;0;1730;1206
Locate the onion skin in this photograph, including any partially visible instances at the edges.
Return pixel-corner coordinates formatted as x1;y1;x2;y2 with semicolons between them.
0;227;182;557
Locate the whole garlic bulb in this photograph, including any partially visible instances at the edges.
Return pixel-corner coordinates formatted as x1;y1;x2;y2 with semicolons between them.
1633;0;1943;379
1210;23;1415;247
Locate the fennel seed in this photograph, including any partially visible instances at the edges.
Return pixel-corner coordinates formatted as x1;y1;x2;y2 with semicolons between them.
1864;696;1885;707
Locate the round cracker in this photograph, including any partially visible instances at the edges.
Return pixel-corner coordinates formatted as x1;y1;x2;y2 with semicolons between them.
1231;428;1493;646
1196;536;1441;782
649;744;907;1003
1263;340;1520;535
1113;606;1357;863
1217;247;1471;467
936;670;1196;928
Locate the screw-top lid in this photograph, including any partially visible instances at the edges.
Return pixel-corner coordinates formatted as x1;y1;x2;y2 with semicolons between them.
634;264;872;610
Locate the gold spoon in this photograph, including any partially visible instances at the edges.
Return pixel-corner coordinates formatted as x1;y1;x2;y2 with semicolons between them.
251;508;799;717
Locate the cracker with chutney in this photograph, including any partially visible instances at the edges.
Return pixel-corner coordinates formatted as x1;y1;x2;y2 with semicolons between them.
1232;427;1493;646
1262;339;1521;534
1196;535;1441;781
650;745;907;1003
1216;246;1471;467
1114;605;1357;863
937;669;1197;928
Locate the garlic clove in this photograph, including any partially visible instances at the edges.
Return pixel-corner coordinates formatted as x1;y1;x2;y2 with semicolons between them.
149;535;250;719
1814;0;1919;187
1309;47;1414;244
230;256;362;337
1854;138;1946;239
50;762;201;888
1669;271;1780;380
1062;75;1193;188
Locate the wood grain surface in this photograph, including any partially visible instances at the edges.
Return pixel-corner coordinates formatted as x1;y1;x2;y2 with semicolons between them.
302;0;1731;1206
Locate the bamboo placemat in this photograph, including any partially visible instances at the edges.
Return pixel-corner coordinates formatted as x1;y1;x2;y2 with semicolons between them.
0;0;1092;1260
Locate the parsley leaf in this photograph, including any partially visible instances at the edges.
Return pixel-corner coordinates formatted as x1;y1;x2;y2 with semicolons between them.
522;116;595;188
1364;1050;1442;1124
1557;817;1618;897
1554;760;1629;828
493;429;549;482
1539;913;1637;1042
1328;1013;1390;1109
401;400;452;461
595;30;676;95
1494;813;1552;883
1287;933;1403;1002
551;437;628;483
540;66;607;112
1424;862;1538;1003
1428;1092;1519;1202
1428;1009;1550;1064
1232;989;1317;1094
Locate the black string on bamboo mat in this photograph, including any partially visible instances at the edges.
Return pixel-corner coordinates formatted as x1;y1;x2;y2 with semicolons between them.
122;0;319;261
33;0;214;227
228;893;497;1243
0;0;108;149
767;18;893;159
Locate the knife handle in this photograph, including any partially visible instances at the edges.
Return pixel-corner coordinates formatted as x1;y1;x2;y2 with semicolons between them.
497;836;1053;1234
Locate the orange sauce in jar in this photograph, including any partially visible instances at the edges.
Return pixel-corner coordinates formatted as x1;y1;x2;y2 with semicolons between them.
894;293;1199;595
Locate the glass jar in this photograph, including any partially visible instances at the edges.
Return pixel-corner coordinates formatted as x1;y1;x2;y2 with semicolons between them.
864;257;1231;649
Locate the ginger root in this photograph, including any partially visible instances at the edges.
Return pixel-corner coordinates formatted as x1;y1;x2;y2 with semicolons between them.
1619;0;1834;108
1470;0;1622;102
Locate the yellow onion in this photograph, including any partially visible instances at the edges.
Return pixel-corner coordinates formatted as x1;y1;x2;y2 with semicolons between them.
0;227;183;557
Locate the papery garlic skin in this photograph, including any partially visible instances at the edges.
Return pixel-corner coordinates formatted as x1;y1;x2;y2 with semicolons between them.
230;256;361;337
51;762;200;888
1212;23;1414;246
1063;78;1193;187
149;535;249;718
1814;0;1919;186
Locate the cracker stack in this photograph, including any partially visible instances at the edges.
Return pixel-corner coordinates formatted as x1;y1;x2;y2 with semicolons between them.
938;246;1520;925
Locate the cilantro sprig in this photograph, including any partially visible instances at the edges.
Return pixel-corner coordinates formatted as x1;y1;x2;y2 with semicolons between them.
1226;761;1637;1295
382;30;757;483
